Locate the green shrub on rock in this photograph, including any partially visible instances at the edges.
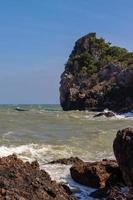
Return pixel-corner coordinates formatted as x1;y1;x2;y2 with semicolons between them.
66;32;133;75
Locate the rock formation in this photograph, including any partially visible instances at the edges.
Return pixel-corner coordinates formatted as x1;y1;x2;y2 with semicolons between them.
113;128;133;187
60;33;133;112
70;159;124;189
93;110;115;118
0;154;76;200
48;157;83;165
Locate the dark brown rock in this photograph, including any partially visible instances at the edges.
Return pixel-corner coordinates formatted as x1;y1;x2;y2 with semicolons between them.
0;154;76;200
48;157;83;165
90;187;109;199
113;128;133;187
106;187;133;200
60;184;73;195
70;159;124;189
90;187;133;199
106;187;127;200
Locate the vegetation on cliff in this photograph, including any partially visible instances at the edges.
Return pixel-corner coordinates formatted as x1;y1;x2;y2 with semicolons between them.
66;33;132;75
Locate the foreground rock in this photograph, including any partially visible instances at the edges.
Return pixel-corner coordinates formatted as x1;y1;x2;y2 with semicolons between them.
48;157;83;165
60;32;133;112
90;186;131;199
0;154;76;200
70;159;124;189
113;128;133;187
106;187;133;200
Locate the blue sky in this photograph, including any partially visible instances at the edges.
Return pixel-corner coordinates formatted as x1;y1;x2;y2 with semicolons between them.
0;0;132;104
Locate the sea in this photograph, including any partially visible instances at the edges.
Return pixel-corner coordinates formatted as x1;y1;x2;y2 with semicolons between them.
0;104;132;199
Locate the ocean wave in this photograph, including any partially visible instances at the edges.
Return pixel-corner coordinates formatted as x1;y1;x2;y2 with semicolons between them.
2;131;14;139
0;143;114;162
121;111;133;118
0;144;78;163
60;110;133;121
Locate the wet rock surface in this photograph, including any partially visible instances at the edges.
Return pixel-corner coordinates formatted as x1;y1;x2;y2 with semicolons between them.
113;128;133;187
48;157;83;165
70;159;124;189
0;154;76;200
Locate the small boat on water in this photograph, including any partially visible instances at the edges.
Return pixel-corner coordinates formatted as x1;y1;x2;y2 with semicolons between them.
15;107;28;111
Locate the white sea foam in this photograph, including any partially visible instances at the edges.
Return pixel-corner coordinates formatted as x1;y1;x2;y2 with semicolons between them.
113;112;133;120
0;144;38;161
43;163;96;200
44;163;97;200
121;111;133;118
0;144;78;163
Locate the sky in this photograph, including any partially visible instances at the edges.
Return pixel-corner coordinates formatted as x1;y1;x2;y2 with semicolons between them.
0;0;133;104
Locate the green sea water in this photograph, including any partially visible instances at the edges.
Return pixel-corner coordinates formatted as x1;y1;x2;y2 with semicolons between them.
0;104;132;199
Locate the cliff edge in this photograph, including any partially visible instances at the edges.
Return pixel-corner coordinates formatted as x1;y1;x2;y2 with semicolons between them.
60;33;133;112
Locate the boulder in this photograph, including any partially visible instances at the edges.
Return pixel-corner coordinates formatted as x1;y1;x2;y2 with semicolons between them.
70;159;124;189
0;154;76;200
113;128;133;187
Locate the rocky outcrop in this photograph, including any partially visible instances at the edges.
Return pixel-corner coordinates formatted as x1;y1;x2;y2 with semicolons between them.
70;159;124;189
93;110;115;118
113;128;133;187
60;32;133;112
48;157;83;165
0;154;76;200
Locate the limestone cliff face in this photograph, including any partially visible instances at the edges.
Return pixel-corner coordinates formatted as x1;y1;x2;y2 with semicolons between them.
60;33;133;112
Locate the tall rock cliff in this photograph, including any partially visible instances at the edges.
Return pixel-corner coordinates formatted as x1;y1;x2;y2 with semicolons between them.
60;33;133;112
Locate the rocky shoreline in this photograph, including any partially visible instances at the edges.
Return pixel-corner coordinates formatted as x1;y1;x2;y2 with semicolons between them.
0;128;133;199
51;128;133;199
70;128;133;199
0;154;76;200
